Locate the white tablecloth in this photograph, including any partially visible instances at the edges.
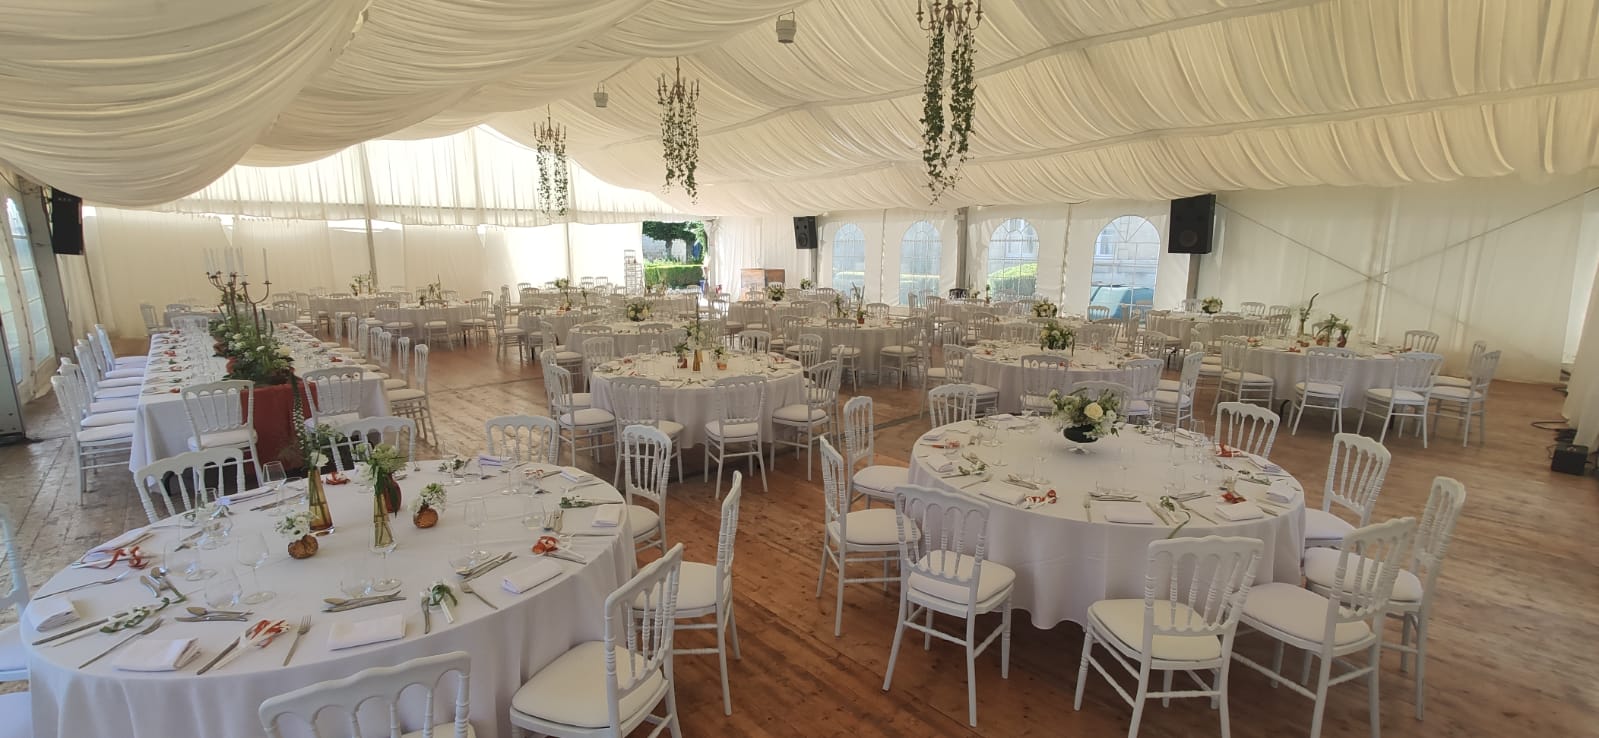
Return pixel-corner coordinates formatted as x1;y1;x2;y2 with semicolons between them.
129;326;390;471
963;343;1142;414
1245;344;1399;404
906;420;1305;628
588;353;806;448
568;322;670;357
23;466;631;738
809;321;904;375
375;305;477;331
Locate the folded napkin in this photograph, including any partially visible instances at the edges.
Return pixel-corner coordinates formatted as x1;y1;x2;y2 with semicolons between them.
218;486;275;505
1246;456;1287;476
1003;475;1039;490
1214;501;1265;521
1265;479;1302;505
921;430;945;442
86;529;148;560
26;598;81;631
1100;501;1158;525
328;614;406;651
590;504;623;528
926;458;957;474
477;454;507;467
502;560;564;594
1234;479;1272;500
560;469;594;483
114;637;200;672
979;486;1027;506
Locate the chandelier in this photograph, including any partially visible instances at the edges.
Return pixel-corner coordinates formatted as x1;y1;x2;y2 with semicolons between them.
916;0;982;202
534;106;570;218
657;58;701;200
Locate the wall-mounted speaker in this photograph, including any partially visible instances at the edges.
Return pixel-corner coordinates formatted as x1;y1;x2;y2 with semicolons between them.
48;189;84;255
793;215;818;250
1168;194;1215;255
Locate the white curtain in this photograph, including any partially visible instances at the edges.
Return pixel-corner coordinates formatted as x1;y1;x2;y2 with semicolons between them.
1197;173;1599;382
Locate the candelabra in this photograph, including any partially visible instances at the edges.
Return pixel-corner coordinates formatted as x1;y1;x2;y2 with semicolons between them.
206;269;274;335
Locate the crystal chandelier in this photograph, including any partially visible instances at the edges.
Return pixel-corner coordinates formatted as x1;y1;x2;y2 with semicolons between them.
916;0;982;202
657;58;701;200
534;106;570;218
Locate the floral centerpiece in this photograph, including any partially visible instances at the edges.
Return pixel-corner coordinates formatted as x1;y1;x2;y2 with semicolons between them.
799;278;814;290
1313;314;1352;347
1296;293;1319;339
418;280;443;307
410;482;447;528
713;343;728;370
1032;300;1058;318
832;293;848;318
356;442;406;551
287;385;336;532
1047;388;1121;443
1200;297;1223;315
625;299;652;322
765;283;785;302
1039;320;1074;351
350;273;375;296
274;510;318;559
553;278;573;311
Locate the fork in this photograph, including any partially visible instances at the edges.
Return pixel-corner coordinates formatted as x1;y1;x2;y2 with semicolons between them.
35;571;128;599
460;579;498;611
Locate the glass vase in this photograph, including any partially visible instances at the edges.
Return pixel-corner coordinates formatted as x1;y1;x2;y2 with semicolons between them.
307;473;334;532
372;493;394;551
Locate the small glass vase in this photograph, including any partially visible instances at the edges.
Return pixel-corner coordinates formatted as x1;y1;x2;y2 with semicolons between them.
372;494;395;551
376;473;402;516
307;473;334;532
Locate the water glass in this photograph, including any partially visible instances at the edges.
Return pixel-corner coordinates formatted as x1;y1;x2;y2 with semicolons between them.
339;559;372;599
261;461;287;504
204;567;242;609
165;538;214;582
464;497;489;562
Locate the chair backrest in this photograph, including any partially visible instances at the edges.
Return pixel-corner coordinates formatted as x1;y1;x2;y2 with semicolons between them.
841;395;877;470
711;375;768;429
818;438;854;542
1303;346;1355;385
1086;305;1110;321
0;501;30;616
928;384;978;427
738;330;770;354
1467;349;1500;393
1219;336;1251;372
1069;380;1132;410
713;472;743;611
599;544;684;731
94;325;120;368
806;360;842;408
1140;536;1263;647
183;380;256;437
621;424;671;512
302;367;366;422
542;359;579;410
1390;351;1443;394
1018;354;1068;405
259;651;471;738
1135;330;1170;356
134;447;250;524
53;363;91;424
1215;402;1280;458
1324;432;1391;524
483;415;560;464
865;302;890;318
1174;351;1203;397
795;333;824;368
893;484;992;610
1403;330;1440;353
393;336;412;384
409;344;430;392
356;322;373;356
140;303;161;330
1240;301;1266;316
607;376;666;429
581;336;617;378
1411;477;1468;600
940;344;971;381
371;329;393;371
999;322;1034;343
1121;358;1162;403
71;341;106;391
331;416;417;472
1320;517;1418;630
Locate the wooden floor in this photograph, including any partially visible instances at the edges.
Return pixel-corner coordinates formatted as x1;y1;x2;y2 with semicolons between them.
4;338;1597;738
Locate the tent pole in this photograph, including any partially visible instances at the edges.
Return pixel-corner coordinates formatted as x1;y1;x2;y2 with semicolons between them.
357;143;378;286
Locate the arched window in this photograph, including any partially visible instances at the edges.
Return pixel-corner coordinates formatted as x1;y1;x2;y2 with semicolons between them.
985;218;1039;299
830;223;866;293
1089;215;1161;317
898;221;941;304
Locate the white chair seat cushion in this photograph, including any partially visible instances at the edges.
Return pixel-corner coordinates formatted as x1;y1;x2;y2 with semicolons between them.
1366;387;1426;404
826;507;901;547
94;385;141;399
1433;375;1470;388
384;321;415;329
1197;364;1224;377
1152;389;1192;408
560;408;616;427
1201;355;1222;365
831;347;862;357
510;641;667;729
555;393;593;410
105;368;144;379
1302;548;1424;603
0;623;24;673
627;504;660;541
82;409;138;428
79;423;134;443
725;321;745;333
927;368;954;380
1242;583;1371;646
1157;378;1180;391
705;421;760;441
0;692;30;738
500;327;527;337
554;351;584;362
1303;508;1356;542
1087;599;1224;662
880;345;917;356
424;321;448;329
388;388;426;402
672;561;719;612
1222;370;1273;384
1430;385;1480;402
188;427;256;450
656;420;685;438
853;465;909;494
772;404;828;423
399;724;474;738
1295;381;1343;397
968;383;999;398
89;397;138;413
908;553;1016;608
98;375;143;388
382;378;407;390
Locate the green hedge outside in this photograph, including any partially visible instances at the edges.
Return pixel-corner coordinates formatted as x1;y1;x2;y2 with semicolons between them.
987;262;1037;297
645;263;704;288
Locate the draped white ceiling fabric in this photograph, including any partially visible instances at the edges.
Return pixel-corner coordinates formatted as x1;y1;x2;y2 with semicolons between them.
3;0;1599;215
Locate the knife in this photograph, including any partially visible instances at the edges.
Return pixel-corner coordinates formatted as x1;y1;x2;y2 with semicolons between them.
321;594;405;613
197;639;239;675
172;529;207;552
463;555;515;582
421;597;432;635
250;493;307;512
32;618;110;646
457;552;513;579
79;618;163;669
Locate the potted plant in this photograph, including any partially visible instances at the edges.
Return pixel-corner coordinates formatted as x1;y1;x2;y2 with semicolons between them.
1201;297;1223;315
1039;320;1074;351
625;299;652;322
275;510;318;559
410;482;447;528
1047;388;1122;444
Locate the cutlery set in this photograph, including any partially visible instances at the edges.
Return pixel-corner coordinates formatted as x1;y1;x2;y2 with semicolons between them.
321;593;406;613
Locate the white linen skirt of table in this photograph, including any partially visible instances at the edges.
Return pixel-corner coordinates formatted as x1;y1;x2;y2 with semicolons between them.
905;424;1305;628
815;324;903;374
964;352;1136;414
1246;348;1398;405
568;326;657;357
727;303;769;328
23;468;632;738
588;361;807;448
538;311;588;344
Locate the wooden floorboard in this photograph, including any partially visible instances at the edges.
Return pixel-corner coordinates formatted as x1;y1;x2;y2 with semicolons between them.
3;337;1596;737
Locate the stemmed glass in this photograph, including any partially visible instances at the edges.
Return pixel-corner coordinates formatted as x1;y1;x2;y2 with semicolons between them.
261;461;287;505
1116;446;1132;494
1189;420;1210;479
464;497;490;564
235;532;274;604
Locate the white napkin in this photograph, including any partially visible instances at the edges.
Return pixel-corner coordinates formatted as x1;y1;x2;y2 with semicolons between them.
1234;479;1271;500
926;457;957;474
560;469;594;483
218;486;274;505
1266;479;1302;505
25;598;81;631
979;486;1027;506
477;454;506;467
501;560;563;594
921;430;945;442
1247;456;1288;475
327;614;406;651
86;529;148;559
590;504;623;528
1100;501;1158;525
1175;428;1203;443
113;638;200;672
1214;502;1265;521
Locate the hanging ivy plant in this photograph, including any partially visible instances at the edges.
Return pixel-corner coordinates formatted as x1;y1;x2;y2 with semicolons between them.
535;108;570;218
918;0;982;202
658;59;701;200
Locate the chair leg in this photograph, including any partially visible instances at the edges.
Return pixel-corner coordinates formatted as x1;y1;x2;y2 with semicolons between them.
728;602;742;659
1162;669;1174;707
1413;616;1428;720
815;538;829;598
1129;662;1152;738
834;549;847;638
716;613;733;716
1073;628;1094;710
1000;604;1012;678
1367;641;1383;738
1308;653;1334;738
965;616;979;727
882;599;908;692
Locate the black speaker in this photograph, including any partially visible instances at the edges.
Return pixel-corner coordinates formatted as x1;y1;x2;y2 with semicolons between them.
793;215;818;250
1168;194;1215;254
48;189;84;255
1552;444;1589;475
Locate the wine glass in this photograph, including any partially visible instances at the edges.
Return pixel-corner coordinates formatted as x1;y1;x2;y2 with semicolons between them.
235;533;274;604
1189;421;1210;479
522;497;548;533
1116;446;1132;493
464;497;489;563
204;566;242;610
261;461;287;505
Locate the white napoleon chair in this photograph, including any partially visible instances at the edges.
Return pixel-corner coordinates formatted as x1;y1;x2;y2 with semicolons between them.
704;375;769;497
881;484;1015;728
660;473;744;715
1357;351;1442;447
1215;401;1280;459
1073;536;1264;738
1121;358;1163;424
1306;433;1391;549
301;366;366;429
1214;336;1274;411
606;377;685;485
816;438;910;638
841;395;909;507
508;545;685;738
259;651;471;738
1018;354;1069;414
388;344;436;441
619;424;672;557
1151;352;1202;429
484;415;561;464
543;360;614;467
736;329;770;354
580;336;617;391
385;336;413;391
1290;347;1355;435
50;371;134;496
927;383;980;428
181;380;263;480
329;416;418;474
1432;340;1486;389
1428;349;1499;446
771;359;840;481
133;447;250;524
1402;330;1440;353
0;501;33;684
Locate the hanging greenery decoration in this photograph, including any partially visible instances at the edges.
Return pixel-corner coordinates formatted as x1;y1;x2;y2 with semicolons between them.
658;58;701;200
534;106;570;218
917;0;982;202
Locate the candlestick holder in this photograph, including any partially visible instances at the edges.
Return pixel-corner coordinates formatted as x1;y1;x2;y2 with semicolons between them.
206;270;274;335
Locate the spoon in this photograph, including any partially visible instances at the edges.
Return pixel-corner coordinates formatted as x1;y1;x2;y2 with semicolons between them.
151;566;184;599
139;575;162;598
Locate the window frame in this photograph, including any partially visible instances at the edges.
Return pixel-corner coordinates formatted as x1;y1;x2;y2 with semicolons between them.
898;221;942;305
985;217;1040;299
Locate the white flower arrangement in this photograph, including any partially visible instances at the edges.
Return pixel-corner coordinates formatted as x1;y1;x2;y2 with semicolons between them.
625;300;652;322
1032;300;1058;318
274;510;312;539
1047;388;1122;439
1038;320;1074;351
1201;297;1223;314
765;283;786;302
410;482;448;513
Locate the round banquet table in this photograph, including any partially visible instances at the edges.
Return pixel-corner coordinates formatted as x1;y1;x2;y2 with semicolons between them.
22;464;632;738
1244;340;1399;404
783;318;906;375
963;341;1144;414
588;352;807;448
535;310;589;343
727;302;770;328
567;322;672;356
906;420;1306;628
